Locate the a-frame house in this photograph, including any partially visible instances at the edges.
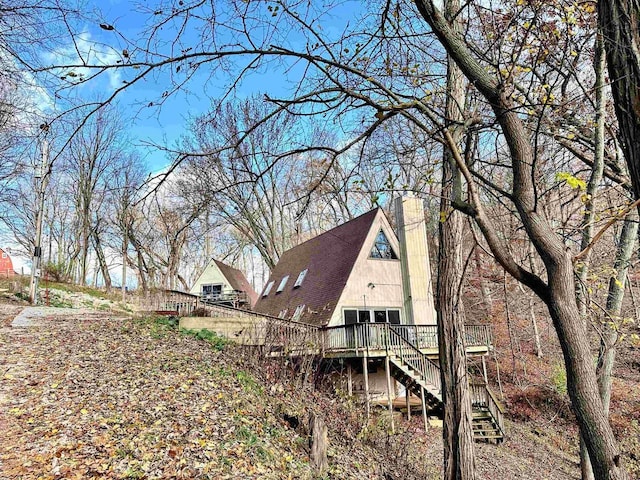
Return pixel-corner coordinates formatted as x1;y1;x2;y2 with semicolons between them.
252;196;504;440
172;196;503;440
190;259;258;309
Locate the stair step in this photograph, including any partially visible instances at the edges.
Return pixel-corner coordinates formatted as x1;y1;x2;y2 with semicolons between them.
472;414;492;420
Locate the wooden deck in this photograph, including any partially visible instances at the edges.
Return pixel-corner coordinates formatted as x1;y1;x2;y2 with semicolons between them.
140;290;504;441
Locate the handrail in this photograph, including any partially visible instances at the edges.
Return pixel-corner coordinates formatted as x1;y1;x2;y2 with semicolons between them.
464;325;493;347
387;325;442;393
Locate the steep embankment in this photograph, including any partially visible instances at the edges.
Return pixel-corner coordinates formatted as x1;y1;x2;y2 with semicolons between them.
1;306;587;479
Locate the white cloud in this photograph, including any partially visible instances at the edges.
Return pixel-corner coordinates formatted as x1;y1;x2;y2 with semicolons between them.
45;30;123;92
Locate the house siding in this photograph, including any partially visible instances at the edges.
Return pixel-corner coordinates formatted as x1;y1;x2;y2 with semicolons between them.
330;212;405;326
189;261;231;296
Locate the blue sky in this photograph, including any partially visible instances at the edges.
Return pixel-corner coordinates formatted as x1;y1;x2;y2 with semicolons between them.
60;0;366;174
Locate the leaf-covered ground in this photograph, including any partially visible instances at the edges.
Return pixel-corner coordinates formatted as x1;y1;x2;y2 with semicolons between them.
1;305;586;479
1;311;328;479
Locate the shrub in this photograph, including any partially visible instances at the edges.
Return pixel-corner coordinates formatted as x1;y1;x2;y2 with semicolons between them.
42;262;70;282
195;328;228;351
551;363;567;395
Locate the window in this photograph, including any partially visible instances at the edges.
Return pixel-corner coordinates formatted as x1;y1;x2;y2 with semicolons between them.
387;310;401;324
278;309;288;318
276;275;290;293
1;252;6;259
344;309;358;325
262;280;275;297
374;310;387;323
202;284;222;298
294;269;308;288
292;304;305;321
369;230;398;259
343;308;401;324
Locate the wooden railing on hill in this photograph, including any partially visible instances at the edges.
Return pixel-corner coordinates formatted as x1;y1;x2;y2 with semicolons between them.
470;382;505;435
137;290;492;353
138;289;201;316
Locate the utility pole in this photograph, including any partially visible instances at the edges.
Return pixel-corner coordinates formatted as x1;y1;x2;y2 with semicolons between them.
29;138;50;305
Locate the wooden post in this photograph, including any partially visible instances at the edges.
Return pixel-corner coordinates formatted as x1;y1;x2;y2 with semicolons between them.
482;355;488;384
363;356;370;419
385;355;395;433
347;362;353;396
421;387;429;431
309;413;328;473
406;387;412;421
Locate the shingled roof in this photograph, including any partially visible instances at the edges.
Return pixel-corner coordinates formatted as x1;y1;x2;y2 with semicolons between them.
253;208;380;326
213;259;259;308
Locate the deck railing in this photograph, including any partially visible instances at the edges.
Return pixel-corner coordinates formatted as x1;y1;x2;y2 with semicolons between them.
465;325;493;347
201;291;249;306
263;317;321;353
140;290;492;352
470;382;505;435
321;323;492;352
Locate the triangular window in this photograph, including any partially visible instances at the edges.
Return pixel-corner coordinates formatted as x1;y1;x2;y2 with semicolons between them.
369;230;398;259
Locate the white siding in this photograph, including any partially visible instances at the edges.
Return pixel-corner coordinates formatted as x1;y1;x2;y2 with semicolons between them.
189;261;232;295
329;211;405;327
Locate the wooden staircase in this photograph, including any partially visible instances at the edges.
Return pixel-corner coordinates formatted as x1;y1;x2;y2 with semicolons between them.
386;326;504;442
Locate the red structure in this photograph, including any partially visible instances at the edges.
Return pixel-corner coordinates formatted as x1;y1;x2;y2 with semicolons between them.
0;248;15;277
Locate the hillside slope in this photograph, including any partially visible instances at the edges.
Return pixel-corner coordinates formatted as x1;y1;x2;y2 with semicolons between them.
0;306;587;479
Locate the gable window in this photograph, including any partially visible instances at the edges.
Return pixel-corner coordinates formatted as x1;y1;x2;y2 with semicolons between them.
202;284;222;299
292;304;305;321
276;275;290;293
369;230;398;259
262;280;275;297
294;269;308;288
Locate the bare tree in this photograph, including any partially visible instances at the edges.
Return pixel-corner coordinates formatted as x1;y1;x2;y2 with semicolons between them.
414;1;627;478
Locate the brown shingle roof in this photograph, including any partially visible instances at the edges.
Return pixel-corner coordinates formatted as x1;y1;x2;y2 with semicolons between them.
254;208;379;326
214;260;259;308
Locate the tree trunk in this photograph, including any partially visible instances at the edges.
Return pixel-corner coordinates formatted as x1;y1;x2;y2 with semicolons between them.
582;213;637;480
437;1;475;476
598;0;640;201
527;244;543;358
473;248;492;318
546;255;626;480
91;228;112;292
576;30;607;319
437;205;476;480
414;2;628;477
580;29;607;480
122;233;128;303
80;208;91;285
599;211;638;412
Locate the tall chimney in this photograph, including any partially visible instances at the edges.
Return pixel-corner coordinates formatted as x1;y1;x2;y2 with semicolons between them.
394;195;436;325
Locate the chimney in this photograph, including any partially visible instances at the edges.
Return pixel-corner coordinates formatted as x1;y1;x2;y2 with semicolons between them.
394;195;436;325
